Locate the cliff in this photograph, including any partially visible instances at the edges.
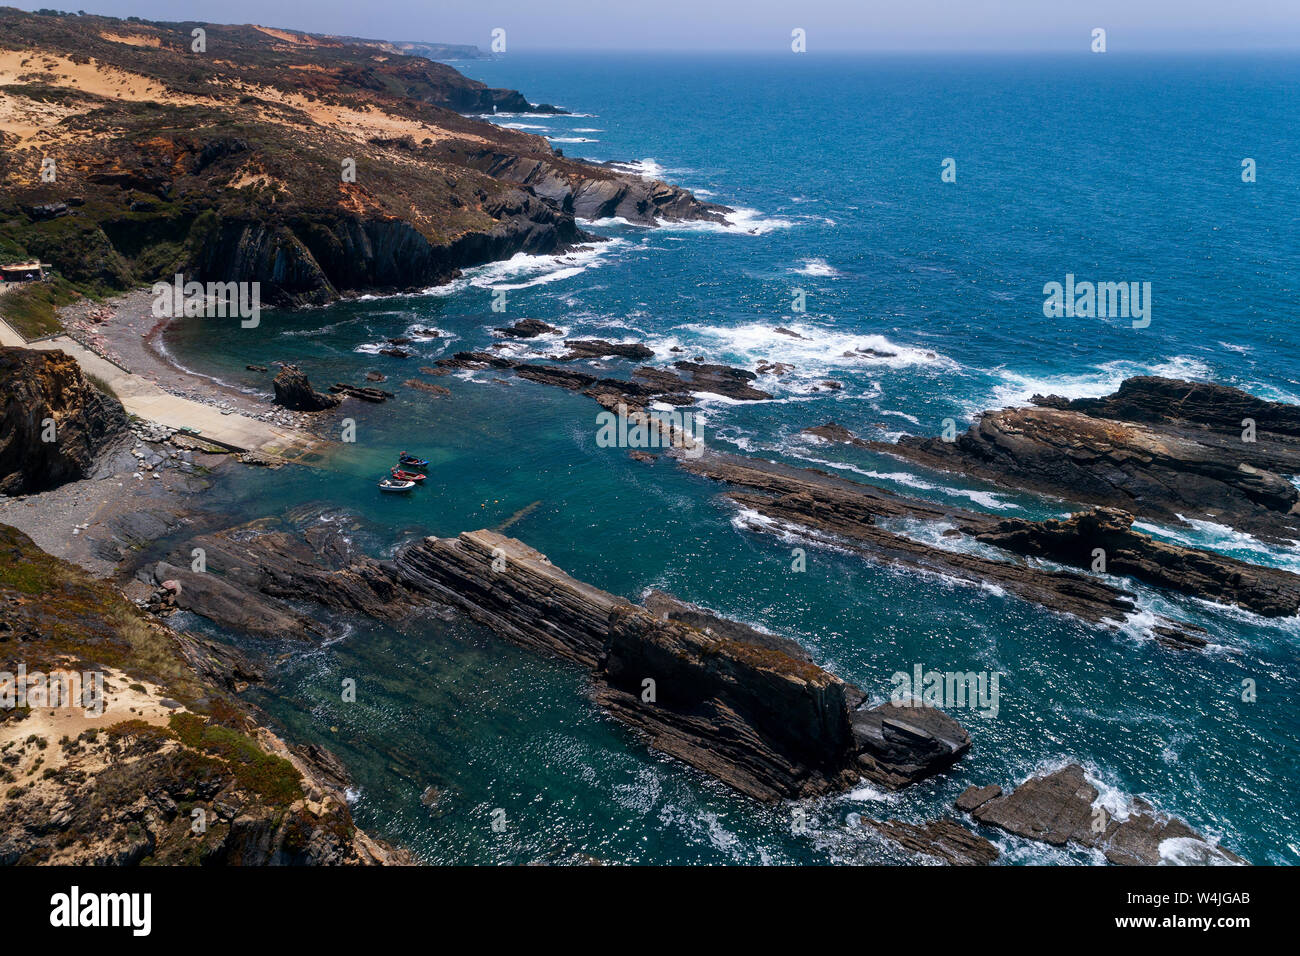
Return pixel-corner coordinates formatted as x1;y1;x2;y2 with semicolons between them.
0;523;409;864
0;9;728;307
0;345;127;495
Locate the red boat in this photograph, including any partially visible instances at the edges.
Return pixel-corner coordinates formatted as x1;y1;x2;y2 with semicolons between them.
390;467;426;483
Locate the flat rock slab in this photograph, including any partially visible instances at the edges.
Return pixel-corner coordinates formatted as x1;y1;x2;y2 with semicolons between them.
863;817;999;866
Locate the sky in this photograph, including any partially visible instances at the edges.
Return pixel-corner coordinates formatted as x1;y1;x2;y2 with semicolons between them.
12;1;1300;52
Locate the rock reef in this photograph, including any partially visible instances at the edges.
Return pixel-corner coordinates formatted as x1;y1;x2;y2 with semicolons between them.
877;376;1300;543
393;529;970;802
978;507;1300;618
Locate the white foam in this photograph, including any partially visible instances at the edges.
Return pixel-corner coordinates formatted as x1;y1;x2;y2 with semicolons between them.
1158;836;1241;865
550;136;598;143
461;241;627;291
794;257;841;277
662;206;796;236
983;356;1214;411
608;158;666;179
664;321;953;376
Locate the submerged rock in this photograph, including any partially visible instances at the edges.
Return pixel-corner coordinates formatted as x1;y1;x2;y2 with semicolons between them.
862;817;1000;866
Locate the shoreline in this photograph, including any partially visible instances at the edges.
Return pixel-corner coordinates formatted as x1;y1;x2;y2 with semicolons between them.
59;289;320;434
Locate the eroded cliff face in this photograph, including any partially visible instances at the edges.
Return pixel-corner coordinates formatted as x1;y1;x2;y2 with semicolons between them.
0;524;408;866
0;346;127;496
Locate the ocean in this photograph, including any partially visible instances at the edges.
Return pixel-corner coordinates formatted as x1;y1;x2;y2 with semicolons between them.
162;52;1300;864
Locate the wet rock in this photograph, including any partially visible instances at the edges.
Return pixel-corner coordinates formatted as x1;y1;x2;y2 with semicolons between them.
680;450;1153;628
863;817;999;865
495;318;559;338
956;784;1002;812
329;383;394;403
403;379;451;396
978;507;1300;618
272;365;341;411
560;339;655;361
961;763;1243;865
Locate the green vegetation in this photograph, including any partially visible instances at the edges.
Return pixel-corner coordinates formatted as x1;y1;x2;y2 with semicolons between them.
0;279;80;339
169;712;303;804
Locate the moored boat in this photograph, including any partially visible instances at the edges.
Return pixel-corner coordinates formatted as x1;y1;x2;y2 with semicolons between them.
391;467;426;482
378;477;415;493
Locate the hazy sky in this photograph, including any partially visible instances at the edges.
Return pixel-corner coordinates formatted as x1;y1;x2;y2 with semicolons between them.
16;1;1300;51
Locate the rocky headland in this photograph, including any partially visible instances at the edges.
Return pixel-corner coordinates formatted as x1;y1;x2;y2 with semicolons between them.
0;9;728;317
0;523;408;864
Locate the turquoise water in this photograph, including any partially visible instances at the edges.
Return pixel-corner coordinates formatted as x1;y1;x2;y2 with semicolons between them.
166;53;1300;864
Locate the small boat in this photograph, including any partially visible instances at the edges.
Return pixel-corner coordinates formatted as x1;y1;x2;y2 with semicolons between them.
378;477;415;493
398;451;429;468
391;467;426;483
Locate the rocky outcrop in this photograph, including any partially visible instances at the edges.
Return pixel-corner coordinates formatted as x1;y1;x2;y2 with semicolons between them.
862;817;1000;866
272;365;341;411
393;529;970;802
978;508;1300;618
956;764;1243;865
459;151;732;226
495;318;560;338
679;450;1158;627
877;377;1300;543
436;352;772;404
148;516;436;638
0;347;127;495
560;340;656;361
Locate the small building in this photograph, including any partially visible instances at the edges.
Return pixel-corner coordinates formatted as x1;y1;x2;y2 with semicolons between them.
0;261;47;283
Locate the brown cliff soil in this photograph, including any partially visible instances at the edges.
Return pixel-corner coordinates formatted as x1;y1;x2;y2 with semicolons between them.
0;522;409;864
